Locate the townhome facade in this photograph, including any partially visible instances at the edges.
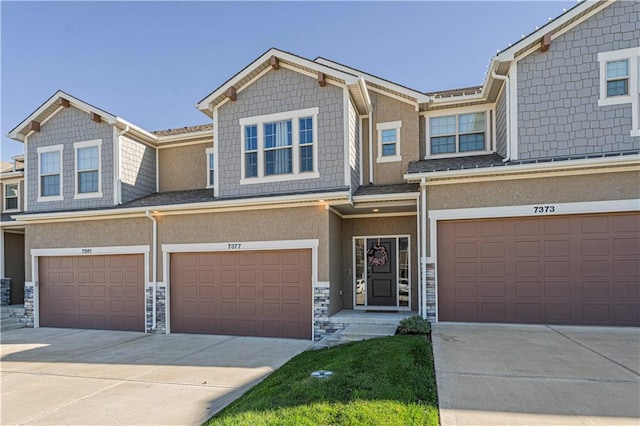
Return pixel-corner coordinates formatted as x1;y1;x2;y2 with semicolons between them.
3;0;638;340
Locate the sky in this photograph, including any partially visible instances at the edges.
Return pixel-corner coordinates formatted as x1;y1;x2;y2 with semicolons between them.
1;0;577;162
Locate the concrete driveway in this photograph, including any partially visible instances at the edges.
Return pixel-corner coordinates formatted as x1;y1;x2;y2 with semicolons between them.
432;323;640;425
1;327;311;425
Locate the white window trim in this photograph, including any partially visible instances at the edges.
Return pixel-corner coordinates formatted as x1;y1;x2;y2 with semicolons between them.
206;147;215;189
424;105;493;159
37;144;64;202
239;107;320;185
597;47;640;137
3;182;20;213
376;121;402;163
74;139;103;199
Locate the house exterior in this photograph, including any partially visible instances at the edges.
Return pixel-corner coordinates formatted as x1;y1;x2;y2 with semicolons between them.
3;0;639;340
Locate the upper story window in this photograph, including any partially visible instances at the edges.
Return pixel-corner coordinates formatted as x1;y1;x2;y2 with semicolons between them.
598;47;640;137
376;121;402;163
74;140;102;199
37;144;63;202
4;183;19;212
206;147;215;188
429;111;487;156
239;107;319;184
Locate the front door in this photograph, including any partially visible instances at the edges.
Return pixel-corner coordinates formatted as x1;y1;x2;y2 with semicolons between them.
366;238;396;306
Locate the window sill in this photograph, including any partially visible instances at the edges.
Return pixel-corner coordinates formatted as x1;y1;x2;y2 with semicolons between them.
74;192;103;200
37;195;63;202
3;209;20;214
206;184;215;189
376;155;402;163
240;172;320;185
598;95;631;107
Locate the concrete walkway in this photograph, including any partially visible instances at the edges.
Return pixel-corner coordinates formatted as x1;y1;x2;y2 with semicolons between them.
432;323;640;425
1;327;311;425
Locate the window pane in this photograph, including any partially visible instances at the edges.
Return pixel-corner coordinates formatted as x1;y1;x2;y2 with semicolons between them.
398;237;409;307
431;136;456;154
78;146;98;171
41;175;60;196
264;120;292;148
78;170;98;193
208;153;215;169
607;59;628;78
245;152;258;178
5;184;17;197
265;148;292;176
300;145;313;172
209;170;215;186
6;197;18;210
382;143;396;156
460;134;485;152
459;112;486;133
40;151;60;174
381;129;396;143
430;116;456;136
607;79;628;97
245;125;258;151
355;238;366;306
300;117;313;145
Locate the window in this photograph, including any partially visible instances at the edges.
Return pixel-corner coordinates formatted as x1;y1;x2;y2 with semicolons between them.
74;140;102;199
4;183;19;211
206;147;215;188
376;121;402;163
597;47;640;137
37;144;63;201
239;107;319;184
428;111;488;156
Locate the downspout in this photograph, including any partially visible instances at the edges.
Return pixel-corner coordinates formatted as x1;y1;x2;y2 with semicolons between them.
491;71;511;162
416;194;421;316
420;177;428;320
145;210;157;331
117;125;130;205
368;113;374;184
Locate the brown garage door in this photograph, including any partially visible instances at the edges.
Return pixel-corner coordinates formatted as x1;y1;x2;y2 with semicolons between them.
39;255;145;331
170;250;312;339
438;212;639;326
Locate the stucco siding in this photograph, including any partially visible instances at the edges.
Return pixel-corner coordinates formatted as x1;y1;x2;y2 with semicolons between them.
26;107;114;212
120;136;157;203
217;67;345;197
495;84;508;158
517;0;640;159
158;142;210;192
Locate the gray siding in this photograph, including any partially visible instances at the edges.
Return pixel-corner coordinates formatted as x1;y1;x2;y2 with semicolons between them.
349;99;360;191
26;107;114;212
517;0;640;160
217;67;345;198
495;85;507;158
120;135;157;203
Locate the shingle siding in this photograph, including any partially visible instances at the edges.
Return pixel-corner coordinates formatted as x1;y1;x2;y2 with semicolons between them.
495;85;507;158
217;67;345;198
517;0;640;160
26;107;114;212
120;135;157;203
349;99;360;191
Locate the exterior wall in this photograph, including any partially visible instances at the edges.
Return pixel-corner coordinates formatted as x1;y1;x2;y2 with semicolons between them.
370;91;420;185
341;215;419;311
217;67;345;197
120;136;157;203
328;210;343;315
349;100;360;191
26;107;114;212
24;218;152;281
0;180;24;213
517;0;640;159
4;232;25;304
495;85;508;158
427;170;640;211
362;117;371;184
158;142;210;192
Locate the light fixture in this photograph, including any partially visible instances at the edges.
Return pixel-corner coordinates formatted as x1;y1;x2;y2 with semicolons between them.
372;208;379;212
318;199;325;203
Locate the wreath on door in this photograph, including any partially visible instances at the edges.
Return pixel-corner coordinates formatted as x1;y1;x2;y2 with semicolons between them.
368;243;388;266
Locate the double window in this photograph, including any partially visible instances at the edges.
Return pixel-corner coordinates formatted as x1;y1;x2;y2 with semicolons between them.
74;140;102;198
376;121;402;163
428;110;488;156
4;183;19;212
240;107;319;184
37;144;63;201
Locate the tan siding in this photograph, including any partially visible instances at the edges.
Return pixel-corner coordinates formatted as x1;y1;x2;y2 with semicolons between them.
158;142;210;192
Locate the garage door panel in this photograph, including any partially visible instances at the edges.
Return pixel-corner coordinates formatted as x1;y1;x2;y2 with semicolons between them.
171;249;311;339
438;212;640;326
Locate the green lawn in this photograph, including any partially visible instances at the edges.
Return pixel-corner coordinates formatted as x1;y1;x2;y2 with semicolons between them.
206;335;439;426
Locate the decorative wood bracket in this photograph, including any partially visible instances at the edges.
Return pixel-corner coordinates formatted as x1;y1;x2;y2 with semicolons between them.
58;98;70;108
269;56;280;70
317;71;327;87
226;87;237;101
541;33;552;52
91;112;102;123
29;121;41;132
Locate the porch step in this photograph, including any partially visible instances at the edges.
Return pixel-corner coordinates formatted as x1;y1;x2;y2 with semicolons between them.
317;324;399;348
0;305;27;332
1;318;26;332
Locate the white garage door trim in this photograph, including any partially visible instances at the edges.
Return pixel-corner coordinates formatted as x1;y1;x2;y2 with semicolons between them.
30;245;150;328
162;239;319;339
428;199;640;322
